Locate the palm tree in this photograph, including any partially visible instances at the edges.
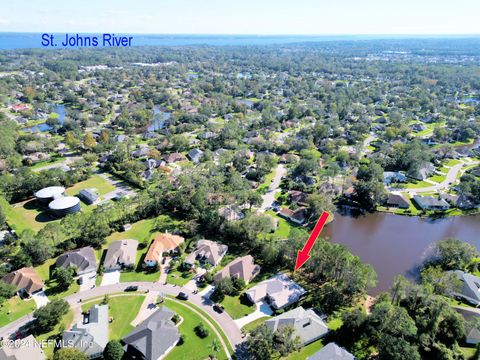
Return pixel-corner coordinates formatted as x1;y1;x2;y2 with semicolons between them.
210;339;220;359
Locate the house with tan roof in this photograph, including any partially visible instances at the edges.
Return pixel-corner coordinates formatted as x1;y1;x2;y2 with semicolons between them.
214;255;260;284
185;239;228;268
0;334;46;360
245;273;306;310
103;239;138;271
144;233;184;267
2;267;44;297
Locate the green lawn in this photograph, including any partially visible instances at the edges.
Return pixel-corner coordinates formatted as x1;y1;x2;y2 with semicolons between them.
443;159;462;167
461;346;477;359
29;156;67;171
0;297;36;327
220;294;255;320
82;295;145;339
36;309;74;358
429;174;447;183
241;316;270;333
266;210;293;239
402;180;434;189
99;218;157;261
164;299;228;360
2;175;115;234
257;169;277;193
1;197;53;233
166;266;193;286
65;174;116;198
34;258;80;300
120;269;160;282
285;340;324;360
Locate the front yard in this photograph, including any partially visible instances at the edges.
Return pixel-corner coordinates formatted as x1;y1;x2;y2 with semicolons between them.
164;299;228;360
220;294;256;320
82;295;145;339
0;297;36;327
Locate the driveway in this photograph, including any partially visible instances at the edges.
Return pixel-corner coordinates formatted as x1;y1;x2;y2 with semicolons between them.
32;291;49;308
100;271;120;286
234;300;273;329
259;164;286;212
79;272;97;292
130;290;159;327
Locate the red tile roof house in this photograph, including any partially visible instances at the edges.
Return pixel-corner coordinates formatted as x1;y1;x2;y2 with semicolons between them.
278;207;308;225
144;233;185;267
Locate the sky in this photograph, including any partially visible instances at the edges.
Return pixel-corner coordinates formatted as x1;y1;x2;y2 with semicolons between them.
0;0;479;35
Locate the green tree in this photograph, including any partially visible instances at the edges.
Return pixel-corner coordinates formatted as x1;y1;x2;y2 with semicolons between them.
246;325;274;360
103;340;124;360
33;299;70;333
429;238;477;270
53;267;74;291
53;348;88;360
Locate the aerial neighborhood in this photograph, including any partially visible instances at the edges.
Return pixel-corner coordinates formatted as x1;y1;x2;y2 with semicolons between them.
0;36;479;360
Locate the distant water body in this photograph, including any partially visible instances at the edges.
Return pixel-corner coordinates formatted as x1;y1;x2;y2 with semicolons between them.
0;32;474;50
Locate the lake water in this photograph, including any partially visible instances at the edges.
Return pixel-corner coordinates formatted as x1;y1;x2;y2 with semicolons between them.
325;212;480;294
22;104;65;133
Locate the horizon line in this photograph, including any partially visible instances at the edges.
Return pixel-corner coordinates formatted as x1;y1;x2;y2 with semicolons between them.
1;31;480;37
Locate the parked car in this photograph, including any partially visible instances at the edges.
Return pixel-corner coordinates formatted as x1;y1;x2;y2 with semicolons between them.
77;277;83;285
124;286;138;292
213;303;225;313
177;291;189;300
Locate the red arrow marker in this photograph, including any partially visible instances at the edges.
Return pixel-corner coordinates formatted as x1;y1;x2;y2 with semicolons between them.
294;211;330;271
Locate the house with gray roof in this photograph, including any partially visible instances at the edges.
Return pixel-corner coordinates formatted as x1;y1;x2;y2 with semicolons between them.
265;307;329;345
187;148;204;163
383;171;407;185
0;335;46;360
246;273;306;310
56;247;97;275
409;162;435;180
62;304;109;359
451;270;480;306
122;307;180;360
103;239;138;271
78;189;98;205
412;195;450;211
308;343;355;360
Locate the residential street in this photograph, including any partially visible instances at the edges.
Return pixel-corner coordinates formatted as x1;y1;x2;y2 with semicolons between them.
404;160;479;193
0;281;244;352
259;164;286;212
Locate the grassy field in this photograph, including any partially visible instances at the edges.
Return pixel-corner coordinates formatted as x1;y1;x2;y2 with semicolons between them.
429;174;447;183
257;169;276;193
266;210;293;239
285;340;324;360
241;316;270;333
34;257;80;300
2;175;116;234
461;346;477;359
82;295;145;340
0;297;36;327
120;269;160;282
36;309;74;358
164;299;228;360
167;268;193;286
99;218;157;260
65;174;116;198
220;294;255;320
1;197;52;233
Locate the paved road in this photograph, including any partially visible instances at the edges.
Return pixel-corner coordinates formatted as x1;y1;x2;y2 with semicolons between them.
402;160;479;193
259;164;286;212
0;282;244;351
32;155;82;173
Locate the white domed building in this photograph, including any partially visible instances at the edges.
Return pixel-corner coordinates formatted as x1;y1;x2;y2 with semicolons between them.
35;186;66;205
48;196;81;217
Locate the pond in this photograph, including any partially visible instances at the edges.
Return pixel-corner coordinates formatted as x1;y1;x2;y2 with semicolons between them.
22;104;66;133
325;211;480;294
